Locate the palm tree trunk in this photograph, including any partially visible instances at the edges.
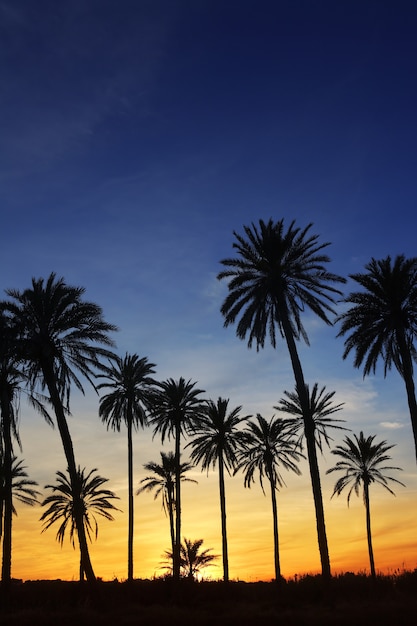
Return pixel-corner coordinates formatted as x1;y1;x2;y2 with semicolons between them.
280;307;331;580
218;451;229;582
42;361;96;583
0;390;13;586
363;482;376;578
167;483;175;559
269;471;281;582
397;330;417;463
127;414;134;581
173;422;181;580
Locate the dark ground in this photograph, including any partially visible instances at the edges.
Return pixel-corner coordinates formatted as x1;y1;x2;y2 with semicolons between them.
1;572;416;625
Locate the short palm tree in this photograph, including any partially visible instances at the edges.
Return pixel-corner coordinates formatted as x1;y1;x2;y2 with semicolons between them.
2;273;117;581
149;378;205;580
0;457;40;583
218;218;345;579
97;353;156;581
137;452;197;558
162;538;218;580
40;467;120;581
327;432;404;578
235;414;302;582
187;397;248;582
337;255;417;463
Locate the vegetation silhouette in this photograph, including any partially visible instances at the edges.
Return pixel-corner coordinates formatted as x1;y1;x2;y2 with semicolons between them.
337;255;417;463
2;273;117;582
98;353;156;581
162;537;218;580
235;414;302;582
138;452;197;559
327;431;405;579
149;378;205;580
40;467;120;581
218;218;346;579
187;397;248;582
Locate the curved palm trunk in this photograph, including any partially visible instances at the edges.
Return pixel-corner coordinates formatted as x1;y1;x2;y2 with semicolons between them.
173;422;181;580
0;390;13;586
167;481;175;558
280;308;331;580
363;482;376;578
42;361;96;582
218;450;229;582
127;412;134;581
268;470;281;582
397;330;417;463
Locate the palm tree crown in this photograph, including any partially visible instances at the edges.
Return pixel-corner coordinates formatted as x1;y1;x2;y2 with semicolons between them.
275;383;346;453
163;538;218;580
327;432;404;504
98;353;156;431
40;467;120;557
337;255;417;461
218;218;345;350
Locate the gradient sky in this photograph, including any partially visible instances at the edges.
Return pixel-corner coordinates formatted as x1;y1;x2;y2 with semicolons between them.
1;0;417;582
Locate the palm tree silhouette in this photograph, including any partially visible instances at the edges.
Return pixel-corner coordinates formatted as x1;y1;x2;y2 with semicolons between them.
0;312;48;585
0;457;40;583
327;431;404;578
2;273;117;581
149;377;205;580
40;467;120;581
187;397;248;582
337;255;417;463
137;452;197;558
218;218;345;578
97;353;156;581
235;414;302;582
162;538;218;580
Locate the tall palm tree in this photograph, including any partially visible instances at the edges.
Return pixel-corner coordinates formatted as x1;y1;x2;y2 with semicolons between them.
162;538;218;580
187;397;248;582
0;312;50;586
149;377;205;580
97;353;156;581
137;452;197;558
40;467;120;581
2;273;117;581
337;255;417;463
235;414;302;582
327;432;404;578
218;218;345;579
0;457;40;583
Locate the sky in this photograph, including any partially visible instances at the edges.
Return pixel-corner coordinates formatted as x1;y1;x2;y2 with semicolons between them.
1;0;417;582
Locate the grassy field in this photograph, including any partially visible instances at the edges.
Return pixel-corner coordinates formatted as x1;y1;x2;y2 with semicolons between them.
1;572;416;625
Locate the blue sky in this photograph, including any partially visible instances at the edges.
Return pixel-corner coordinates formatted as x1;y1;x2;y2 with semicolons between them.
2;0;417;580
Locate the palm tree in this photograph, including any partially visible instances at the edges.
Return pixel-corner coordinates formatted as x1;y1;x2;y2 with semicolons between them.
187;397;248;582
149;377;205;580
0;457;40;583
2;273;117;581
40;467;120;581
337;255;417;463
162;538;218;580
235;414;302;581
0;312;47;586
137;452;197;558
327;432;404;578
97;353;156;581
218;218;345;579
